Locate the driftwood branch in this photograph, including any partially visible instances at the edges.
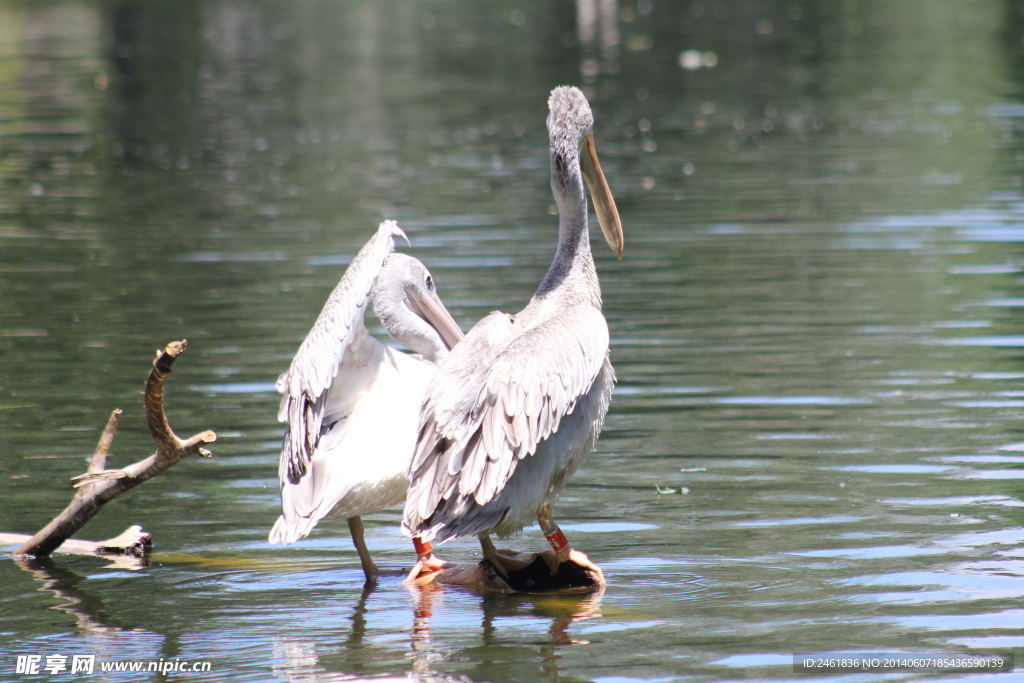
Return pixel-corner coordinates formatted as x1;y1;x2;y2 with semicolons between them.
13;340;216;558
0;527;151;564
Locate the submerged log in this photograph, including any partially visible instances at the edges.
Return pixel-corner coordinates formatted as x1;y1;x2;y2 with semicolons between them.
413;548;605;594
0;527;151;563
11;340;215;558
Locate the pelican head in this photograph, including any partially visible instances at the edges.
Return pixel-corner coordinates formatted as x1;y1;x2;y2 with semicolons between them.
371;253;463;363
547;86;624;259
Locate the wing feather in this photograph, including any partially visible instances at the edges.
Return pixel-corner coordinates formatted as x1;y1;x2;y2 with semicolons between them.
404;305;609;538
277;220;405;484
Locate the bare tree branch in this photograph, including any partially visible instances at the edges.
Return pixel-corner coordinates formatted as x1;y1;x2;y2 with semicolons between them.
69;408;122;487
12;340;216;558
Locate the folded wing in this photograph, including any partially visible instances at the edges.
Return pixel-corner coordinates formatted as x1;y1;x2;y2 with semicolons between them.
404;305;609;536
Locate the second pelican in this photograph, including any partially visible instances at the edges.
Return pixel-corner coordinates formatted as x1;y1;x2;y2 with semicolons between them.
270;221;463;579
402;86;623;587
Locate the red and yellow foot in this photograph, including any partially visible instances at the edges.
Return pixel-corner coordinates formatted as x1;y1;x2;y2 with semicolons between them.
404;538;450;585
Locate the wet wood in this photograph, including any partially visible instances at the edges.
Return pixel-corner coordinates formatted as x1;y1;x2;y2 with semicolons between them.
0;526;151;562
11;340;215;558
416;549;605;594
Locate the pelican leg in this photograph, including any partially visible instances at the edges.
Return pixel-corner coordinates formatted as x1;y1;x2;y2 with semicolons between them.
478;533;537;578
347;516;380;580
488;514;605;593
403;537;450;585
537;504;572;570
537;504;604;585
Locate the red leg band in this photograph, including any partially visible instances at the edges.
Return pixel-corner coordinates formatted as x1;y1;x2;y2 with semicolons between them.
413;537;432;557
545;527;569;553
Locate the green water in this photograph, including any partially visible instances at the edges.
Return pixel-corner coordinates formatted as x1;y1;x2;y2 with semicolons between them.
3;1;1024;681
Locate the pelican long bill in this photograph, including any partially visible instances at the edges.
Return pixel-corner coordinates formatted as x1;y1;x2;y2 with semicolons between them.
409;291;464;351
580;133;624;259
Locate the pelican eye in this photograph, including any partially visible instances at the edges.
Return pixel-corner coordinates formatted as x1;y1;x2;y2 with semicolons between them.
425;275;433;290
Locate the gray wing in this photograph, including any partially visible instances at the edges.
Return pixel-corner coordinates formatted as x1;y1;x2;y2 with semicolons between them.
276;220;405;484
403;305;610;536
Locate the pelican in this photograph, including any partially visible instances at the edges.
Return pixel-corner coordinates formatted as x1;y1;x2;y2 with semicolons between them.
402;86;623;585
270;221;463;580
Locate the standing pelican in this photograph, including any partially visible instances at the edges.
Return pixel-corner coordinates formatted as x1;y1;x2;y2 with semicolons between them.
270;221;463;580
402;86;623;585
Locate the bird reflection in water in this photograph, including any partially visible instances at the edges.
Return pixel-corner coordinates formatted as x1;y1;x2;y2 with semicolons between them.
272;584;603;682
410;584;604;681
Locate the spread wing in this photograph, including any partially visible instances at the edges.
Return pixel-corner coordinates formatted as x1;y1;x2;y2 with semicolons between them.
276;220;406;484
403;305;609;535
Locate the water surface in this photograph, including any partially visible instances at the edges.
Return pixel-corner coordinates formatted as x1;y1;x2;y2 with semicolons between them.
3;1;1024;681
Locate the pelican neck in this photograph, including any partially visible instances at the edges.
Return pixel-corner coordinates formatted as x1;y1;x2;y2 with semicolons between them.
534;143;602;310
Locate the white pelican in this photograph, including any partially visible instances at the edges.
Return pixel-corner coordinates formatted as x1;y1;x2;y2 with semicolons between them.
402;86;623;586
270;221;463;580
